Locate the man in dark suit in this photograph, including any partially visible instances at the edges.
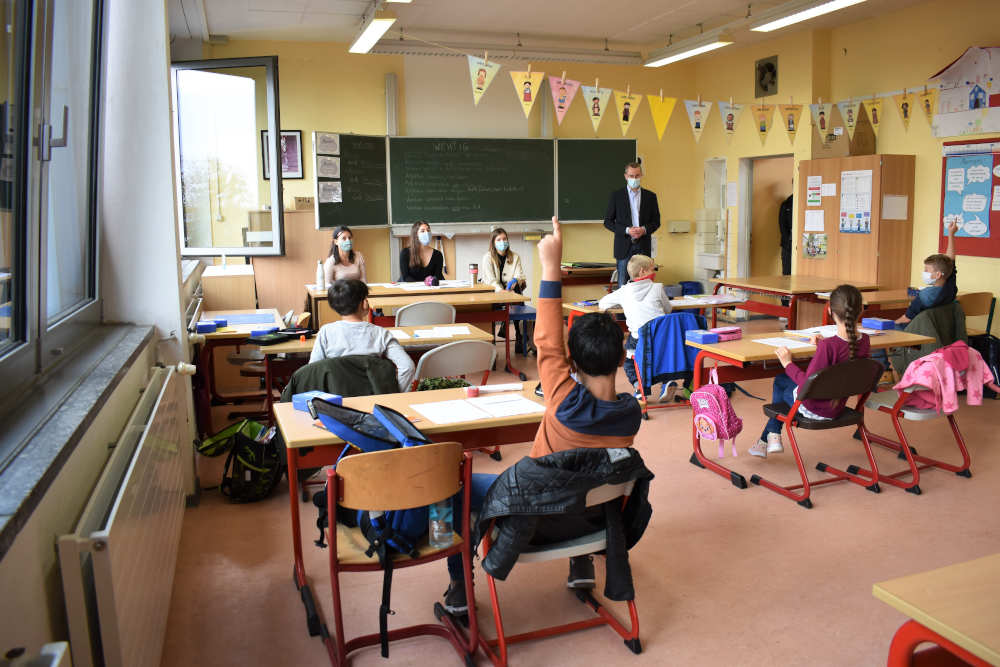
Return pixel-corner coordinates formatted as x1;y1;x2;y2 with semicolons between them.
603;162;660;287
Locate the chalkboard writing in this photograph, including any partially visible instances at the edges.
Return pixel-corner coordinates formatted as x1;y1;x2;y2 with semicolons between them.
315;134;387;228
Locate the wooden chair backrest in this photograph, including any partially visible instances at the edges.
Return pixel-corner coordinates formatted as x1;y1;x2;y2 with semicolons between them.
336;441;463;511
957;292;995;319
295;311;311;328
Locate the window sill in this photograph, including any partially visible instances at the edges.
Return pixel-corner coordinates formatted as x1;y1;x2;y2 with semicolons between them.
0;324;154;560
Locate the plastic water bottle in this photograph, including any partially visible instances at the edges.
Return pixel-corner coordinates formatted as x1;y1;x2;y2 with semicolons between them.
428;500;454;548
315;260;325;291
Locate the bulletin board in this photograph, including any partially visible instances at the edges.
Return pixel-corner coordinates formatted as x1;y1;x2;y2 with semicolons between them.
939;137;1000;258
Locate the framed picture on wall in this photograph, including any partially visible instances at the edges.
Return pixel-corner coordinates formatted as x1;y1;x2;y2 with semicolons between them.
261;129;304;180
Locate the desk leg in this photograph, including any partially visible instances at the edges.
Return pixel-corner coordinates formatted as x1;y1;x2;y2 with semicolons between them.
288;448;306;587
822;304;831;326
887;619;991;667
567;311;577;329
711;283;723;328
788;295;800;329
502;305;526;380
265;355;275;423
688;351;748;490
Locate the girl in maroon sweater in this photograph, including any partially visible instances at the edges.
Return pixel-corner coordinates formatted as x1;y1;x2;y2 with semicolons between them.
749;284;871;458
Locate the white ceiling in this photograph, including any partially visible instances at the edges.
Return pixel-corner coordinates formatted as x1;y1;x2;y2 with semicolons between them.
169;0;927;61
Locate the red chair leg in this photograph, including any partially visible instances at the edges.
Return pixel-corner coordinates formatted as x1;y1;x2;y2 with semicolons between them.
633;358;649;419
814;424;883;493
749;423;816;508
865;410;972;494
888;619;992;667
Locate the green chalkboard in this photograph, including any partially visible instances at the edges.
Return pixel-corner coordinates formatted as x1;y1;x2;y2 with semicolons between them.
315;134;387;228
389;138;554;224
557;139;636;221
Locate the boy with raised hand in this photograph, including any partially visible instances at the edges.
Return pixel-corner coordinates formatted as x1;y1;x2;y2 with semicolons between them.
896;221;959;326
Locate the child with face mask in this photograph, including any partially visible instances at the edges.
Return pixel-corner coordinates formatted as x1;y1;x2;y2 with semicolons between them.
481;227;530;352
324;225;367;284
398;220;445;282
896;221;958;326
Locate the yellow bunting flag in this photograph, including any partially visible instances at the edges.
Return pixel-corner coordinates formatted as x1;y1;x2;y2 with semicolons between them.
893;92;914;131
837;100;861;139
614;89;643;136
467;55;501;106
778;104;803;143
718;101;744;143
548;76;580;126
510;70;545;118
862;98;883;137
753;104;774;145
918;88;939;124
646;94;677;141
580;84;612;133
683;100;712;143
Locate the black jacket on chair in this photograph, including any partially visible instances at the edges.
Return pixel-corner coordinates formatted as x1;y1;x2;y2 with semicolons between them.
603;188;661;260
477;447;654;601
280;354;399;401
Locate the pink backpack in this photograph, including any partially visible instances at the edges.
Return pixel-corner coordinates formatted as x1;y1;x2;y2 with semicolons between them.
691;368;743;457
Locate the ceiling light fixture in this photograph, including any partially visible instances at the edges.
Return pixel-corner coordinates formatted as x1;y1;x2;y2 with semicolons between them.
349;7;397;54
750;0;866;32
644;28;733;67
384;0;412;3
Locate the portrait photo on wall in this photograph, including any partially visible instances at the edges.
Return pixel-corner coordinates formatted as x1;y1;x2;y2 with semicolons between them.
755;55;778;98
261;129;304;180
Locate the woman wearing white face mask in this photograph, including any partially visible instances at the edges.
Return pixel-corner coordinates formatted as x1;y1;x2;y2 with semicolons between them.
324;225;367;284
399;220;445;282
481;228;531;353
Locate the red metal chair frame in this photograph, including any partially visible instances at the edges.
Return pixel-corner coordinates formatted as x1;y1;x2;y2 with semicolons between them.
321;452;478;666
887;619;992;667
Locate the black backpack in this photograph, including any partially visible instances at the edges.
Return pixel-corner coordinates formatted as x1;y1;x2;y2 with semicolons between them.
969;333;1000;399
197;419;285;503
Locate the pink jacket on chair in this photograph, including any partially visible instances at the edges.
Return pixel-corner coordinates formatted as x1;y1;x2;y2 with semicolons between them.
894;341;994;413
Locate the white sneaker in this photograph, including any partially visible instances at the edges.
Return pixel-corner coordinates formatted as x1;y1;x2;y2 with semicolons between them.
766;432;784;454
748;439;769;458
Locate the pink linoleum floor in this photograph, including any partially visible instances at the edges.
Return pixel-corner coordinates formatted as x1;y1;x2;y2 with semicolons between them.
162;320;1000;666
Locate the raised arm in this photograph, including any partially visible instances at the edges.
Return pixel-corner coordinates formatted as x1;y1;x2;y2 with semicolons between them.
946;220;957;261
535;217;573;400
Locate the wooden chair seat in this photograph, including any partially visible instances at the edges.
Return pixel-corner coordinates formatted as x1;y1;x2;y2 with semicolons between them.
334;522;462;566
763;403;864;429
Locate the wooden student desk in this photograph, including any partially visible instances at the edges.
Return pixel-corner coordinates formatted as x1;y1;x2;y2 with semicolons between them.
272;386;545;633
711;275;880;329
562;294;748;330
193;308;285;435
873;553;1000;666
306;281;494;328
684;329;934;489
560;264;616;290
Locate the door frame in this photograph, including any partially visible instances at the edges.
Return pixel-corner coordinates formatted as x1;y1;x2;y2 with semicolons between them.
738;153;793;278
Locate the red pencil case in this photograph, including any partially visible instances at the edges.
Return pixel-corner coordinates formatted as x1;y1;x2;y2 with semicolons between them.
709;326;742;341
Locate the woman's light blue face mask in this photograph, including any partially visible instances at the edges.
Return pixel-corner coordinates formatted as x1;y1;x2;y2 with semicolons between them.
417;230;431;245
494;239;509;253
338;238;352;252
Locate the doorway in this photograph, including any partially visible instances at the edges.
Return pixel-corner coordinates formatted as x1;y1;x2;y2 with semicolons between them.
747;155;793;276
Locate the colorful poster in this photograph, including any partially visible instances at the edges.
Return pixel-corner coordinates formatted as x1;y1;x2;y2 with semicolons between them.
581;85;612;133
778;104;803;143
646;94;677;141
718;101;744;142
467;55;501;106
837;100;861;139
510;70;545;118
614;90;643;136
807;175;822;207
862;98;883;137
893;92;914;131
753;104;774;145
810;103;833;143
918;88;940;124
839;169;873;234
548;76;580;126
683;100;712;142
943;154;992;237
802;233;828;258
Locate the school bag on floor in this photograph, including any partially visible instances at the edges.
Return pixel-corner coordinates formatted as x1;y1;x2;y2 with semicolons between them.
196;419;284;503
690;368;743;457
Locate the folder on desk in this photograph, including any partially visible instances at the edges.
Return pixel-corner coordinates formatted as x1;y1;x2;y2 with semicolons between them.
312;398;430;454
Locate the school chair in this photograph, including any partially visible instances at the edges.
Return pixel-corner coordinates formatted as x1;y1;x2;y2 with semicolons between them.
957;291;995;337
750;358;885;508
630;312;705;419
508;304;536;356
322;442;479;666
395;301;457;326
473;481;641;666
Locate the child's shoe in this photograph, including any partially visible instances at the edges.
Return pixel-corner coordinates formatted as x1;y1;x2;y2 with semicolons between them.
748;439;769;458
766;432;784;453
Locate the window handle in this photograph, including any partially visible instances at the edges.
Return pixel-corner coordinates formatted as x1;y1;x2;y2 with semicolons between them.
33;106;68;161
50;106;69;149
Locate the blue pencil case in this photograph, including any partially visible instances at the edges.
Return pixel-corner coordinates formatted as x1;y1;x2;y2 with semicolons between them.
292;391;341;413
212;318;228;328
251;326;280;336
574;300;598;306
195;321;218;333
311;398;430;454
685;329;719;343
861;318;895;330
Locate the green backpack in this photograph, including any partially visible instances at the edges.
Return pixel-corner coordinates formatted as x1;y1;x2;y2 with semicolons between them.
197;419;285;503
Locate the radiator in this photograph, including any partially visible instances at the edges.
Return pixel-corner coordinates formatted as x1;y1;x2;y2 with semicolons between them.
57;367;187;667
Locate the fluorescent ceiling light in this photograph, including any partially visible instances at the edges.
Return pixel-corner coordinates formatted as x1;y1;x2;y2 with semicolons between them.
644;31;733;68
349;8;397;54
751;0;866;32
384;0;411;3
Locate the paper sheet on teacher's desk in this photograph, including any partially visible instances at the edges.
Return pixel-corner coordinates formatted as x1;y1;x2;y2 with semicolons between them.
753;337;814;349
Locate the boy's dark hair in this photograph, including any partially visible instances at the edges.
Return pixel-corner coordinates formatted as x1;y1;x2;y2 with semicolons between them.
567;312;624;376
327;279;368;316
924;253;953;278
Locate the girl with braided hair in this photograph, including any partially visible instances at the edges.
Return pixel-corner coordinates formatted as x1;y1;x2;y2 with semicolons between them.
749;284;871;458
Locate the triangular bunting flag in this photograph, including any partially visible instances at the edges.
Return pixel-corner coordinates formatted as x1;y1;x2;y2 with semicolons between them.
862;98;883;137
510;70;546;118
918;88;939;124
778;104;803;143
893;92;914;131
753;104;774;145
468;55;501;106
549;76;580;126
614;90;643;136
837;100;861;139
718;102;744;142
580;85;612;133
646;94;677;141
810;103;834;145
683;100;712;142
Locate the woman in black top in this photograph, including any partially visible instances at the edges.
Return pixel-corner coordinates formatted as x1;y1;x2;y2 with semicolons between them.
398;220;445;282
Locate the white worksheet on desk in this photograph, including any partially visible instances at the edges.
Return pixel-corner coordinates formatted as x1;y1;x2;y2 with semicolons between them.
411;399;492;424
433;325;471;336
466;393;546;418
388;329;411;340
754;337;814;349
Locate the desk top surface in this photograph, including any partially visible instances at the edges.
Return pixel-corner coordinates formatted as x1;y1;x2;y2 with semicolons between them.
262;324;494;355
201;309;284;339
307;282;495;298
873;553;1000;664
274;385;545;449
713;275;880;294
367;290;529;308
563;295;746;315
685;329;934;363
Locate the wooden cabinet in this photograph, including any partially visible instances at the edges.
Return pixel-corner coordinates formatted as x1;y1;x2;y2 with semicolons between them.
201;264;257;311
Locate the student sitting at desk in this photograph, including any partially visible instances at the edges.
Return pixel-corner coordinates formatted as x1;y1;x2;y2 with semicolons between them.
324;225;367;284
896;221;958;326
480;227;529;352
750;284;870;458
398;220;445;282
597;254;672;400
309;279;415;392
441;217;643;615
